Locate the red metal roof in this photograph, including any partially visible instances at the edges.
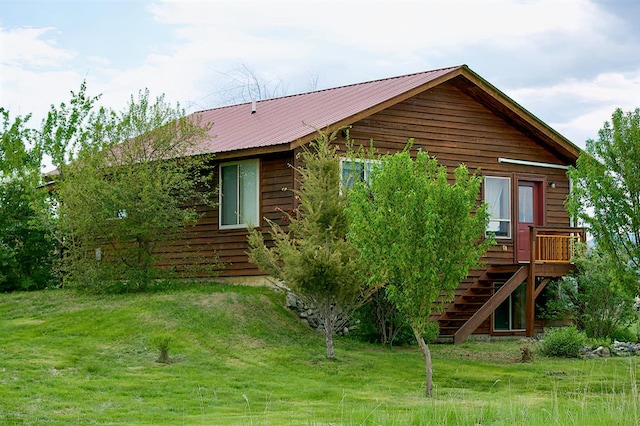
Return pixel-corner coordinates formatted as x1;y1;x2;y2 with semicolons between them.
190;65;463;156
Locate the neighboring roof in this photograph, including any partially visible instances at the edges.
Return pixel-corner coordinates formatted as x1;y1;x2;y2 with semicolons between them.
190;65;581;162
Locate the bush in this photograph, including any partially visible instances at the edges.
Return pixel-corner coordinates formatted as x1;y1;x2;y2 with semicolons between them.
350;288;415;346
538;249;636;340
571;250;636;339
537;326;587;358
0;179;56;291
151;333;172;364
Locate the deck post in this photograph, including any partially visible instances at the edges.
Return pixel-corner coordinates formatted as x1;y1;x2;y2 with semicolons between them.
526;226;536;337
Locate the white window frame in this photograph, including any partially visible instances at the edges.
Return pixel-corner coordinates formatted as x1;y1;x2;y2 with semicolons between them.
339;157;378;193
219;159;260;230
484;176;511;239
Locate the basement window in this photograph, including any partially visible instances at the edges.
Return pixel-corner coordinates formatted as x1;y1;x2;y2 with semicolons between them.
484;176;511;239
219;159;259;229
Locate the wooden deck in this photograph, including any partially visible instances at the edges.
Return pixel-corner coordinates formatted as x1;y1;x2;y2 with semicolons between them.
438;226;586;344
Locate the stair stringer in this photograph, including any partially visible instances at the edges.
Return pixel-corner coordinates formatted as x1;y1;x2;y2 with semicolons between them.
453;265;529;344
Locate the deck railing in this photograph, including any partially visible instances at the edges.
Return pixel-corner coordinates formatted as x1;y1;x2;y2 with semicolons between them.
525;226;586;337
531;227;586;264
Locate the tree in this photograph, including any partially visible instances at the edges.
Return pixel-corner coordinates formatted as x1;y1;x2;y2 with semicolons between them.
346;149;493;396
0;108;56;291
247;131;370;359
567;249;636;340
41;81;103;179
54;89;214;292
213;63;289;106
567;108;640;295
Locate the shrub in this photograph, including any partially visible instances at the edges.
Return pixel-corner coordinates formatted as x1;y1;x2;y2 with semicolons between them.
351;287;415;346
538;249;636;340
571;250;636;339
537;326;587;358
0;179;56;291
151;333;172;364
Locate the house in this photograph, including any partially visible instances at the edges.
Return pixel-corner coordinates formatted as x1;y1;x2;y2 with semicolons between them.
158;64;585;343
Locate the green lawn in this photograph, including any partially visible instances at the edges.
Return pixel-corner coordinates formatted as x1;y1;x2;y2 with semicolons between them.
1;284;638;425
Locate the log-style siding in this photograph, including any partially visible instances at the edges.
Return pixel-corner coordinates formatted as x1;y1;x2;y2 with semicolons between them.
156;80;574;304
344;81;572;268
155;152;295;277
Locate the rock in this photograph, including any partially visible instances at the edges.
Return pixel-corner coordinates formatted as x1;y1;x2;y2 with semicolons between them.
284;291;357;335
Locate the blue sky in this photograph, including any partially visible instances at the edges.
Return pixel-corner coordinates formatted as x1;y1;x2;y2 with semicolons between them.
1;0;639;150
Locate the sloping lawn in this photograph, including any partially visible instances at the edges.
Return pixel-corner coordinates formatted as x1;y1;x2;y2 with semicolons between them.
1;285;638;425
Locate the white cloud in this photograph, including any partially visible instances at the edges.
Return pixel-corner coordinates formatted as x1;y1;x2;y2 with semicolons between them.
511;72;640;105
0;0;636;154
509;71;640;146
148;0;606;58
0;27;75;67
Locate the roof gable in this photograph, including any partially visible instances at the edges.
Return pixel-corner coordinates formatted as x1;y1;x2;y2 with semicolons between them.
191;65;580;163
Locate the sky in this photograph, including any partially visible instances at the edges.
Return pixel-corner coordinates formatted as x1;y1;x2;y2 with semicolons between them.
1;0;639;151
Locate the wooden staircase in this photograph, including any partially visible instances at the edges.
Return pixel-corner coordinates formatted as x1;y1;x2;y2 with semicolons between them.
437;265;528;344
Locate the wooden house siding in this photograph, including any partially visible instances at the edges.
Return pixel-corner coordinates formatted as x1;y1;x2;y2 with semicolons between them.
332;80;576;340
155;152;295;277
149;69;580;342
158;80;574;281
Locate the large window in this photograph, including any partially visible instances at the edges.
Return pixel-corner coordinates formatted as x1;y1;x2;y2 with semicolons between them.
484;176;511;238
340;158;377;191
219;159;259;229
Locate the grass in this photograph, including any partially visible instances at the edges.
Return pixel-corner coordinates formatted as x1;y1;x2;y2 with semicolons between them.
1;284;638;425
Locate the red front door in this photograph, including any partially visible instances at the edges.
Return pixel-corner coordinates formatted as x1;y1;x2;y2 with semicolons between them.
517;181;543;262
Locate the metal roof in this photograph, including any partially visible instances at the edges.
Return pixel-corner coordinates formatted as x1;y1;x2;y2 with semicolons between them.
190;65;462;156
186;64;581;162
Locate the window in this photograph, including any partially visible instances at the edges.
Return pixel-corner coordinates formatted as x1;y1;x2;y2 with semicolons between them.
484;176;511;238
219;159;259;229
106;209;127;221
340;158;377;191
494;281;526;331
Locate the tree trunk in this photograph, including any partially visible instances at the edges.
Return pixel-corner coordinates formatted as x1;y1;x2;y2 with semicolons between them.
413;327;433;397
325;316;335;360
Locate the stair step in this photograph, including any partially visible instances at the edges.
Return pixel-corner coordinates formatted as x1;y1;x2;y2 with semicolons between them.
487;265;520;274
453;301;485;308
441;312;473;319
460;295;490;303
463;287;493;296
440;317;469;323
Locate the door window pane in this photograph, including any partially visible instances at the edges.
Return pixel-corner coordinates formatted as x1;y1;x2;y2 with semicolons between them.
511;282;527;330
494;282;509;331
518;185;534;223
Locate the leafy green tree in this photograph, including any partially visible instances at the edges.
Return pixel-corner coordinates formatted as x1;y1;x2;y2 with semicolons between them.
567;108;640;295
346;149;493;396
41;81;103;179
0;108;56;291
54;89;214;292
568;249;636;340
248;131;370;359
